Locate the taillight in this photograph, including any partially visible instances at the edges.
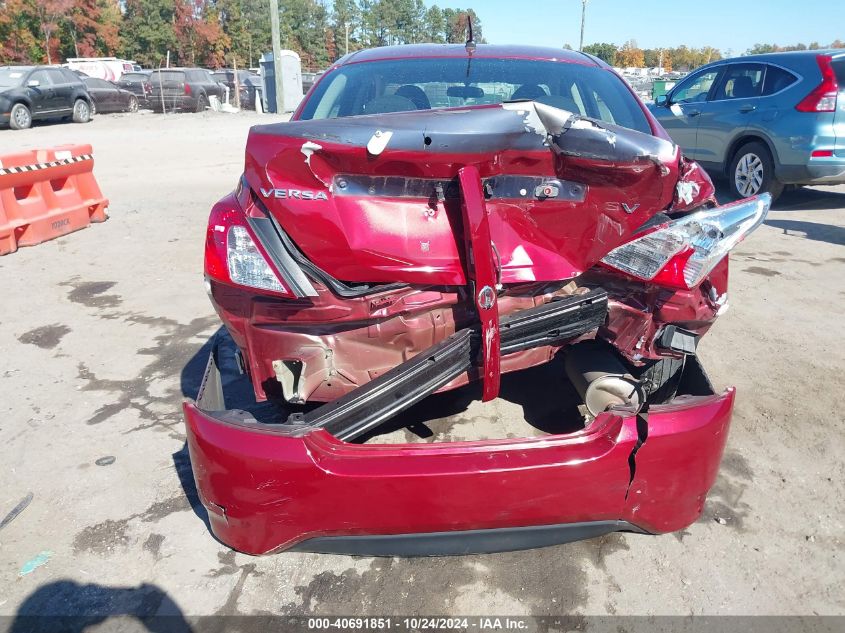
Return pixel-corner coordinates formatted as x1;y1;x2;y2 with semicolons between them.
796;55;839;112
144;82;151;94
205;201;291;296
184;83;192;96
601;194;771;289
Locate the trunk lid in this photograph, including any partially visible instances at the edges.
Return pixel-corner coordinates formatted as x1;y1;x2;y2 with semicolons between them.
149;71;187;97
244;104;680;286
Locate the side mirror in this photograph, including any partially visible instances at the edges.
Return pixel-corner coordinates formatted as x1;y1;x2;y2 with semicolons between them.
655;94;669;106
27;79;40;88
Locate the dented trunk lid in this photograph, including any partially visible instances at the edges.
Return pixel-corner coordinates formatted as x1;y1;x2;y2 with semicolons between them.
244;103;680;286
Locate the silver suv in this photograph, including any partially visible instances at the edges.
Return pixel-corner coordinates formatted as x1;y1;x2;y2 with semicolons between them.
649;50;845;201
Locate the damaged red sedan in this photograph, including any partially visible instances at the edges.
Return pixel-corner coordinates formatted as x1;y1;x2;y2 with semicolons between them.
185;44;770;556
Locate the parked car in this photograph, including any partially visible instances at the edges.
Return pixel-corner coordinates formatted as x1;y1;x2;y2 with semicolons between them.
148;68;225;113
117;70;152;108
0;65;92;129
83;77;139;114
187;43;771;556
649;50;845;200
211;69;260;109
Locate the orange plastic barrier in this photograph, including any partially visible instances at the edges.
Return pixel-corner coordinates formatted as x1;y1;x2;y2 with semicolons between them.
0;144;109;256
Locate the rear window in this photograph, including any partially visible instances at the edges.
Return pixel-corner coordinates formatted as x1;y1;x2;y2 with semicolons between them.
762;65;798;95
121;73;148;82
299;57;652;134
832;59;845;92
150;71;185;82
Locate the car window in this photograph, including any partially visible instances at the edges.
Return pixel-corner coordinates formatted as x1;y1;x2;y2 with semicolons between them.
28;70;53;86
670;69;720;103
151;71;185;82
0;68;27;87
762;65;798;95
60;69;80;83
45;68;68;84
829;59;845;94
713;64;764;100
299;57;651;134
121;73;147;82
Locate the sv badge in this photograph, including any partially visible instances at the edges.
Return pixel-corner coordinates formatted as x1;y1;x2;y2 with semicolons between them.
604;202;641;215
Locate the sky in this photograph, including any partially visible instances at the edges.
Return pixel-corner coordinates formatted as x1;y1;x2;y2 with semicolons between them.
426;0;845;55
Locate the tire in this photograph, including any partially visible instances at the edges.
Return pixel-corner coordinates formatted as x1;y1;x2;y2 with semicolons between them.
729;141;783;202
9;103;32;130
195;93;208;113
128;96;138;113
72;98;91;123
636;356;685;404
90;100;97;116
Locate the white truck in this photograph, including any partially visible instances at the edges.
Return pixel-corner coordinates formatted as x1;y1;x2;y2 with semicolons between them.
65;58;141;81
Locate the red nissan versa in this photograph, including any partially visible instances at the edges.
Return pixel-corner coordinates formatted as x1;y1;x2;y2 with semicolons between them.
186;44;770;556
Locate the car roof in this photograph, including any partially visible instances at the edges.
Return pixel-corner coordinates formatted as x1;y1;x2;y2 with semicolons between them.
334;44;600;68
696;48;845;70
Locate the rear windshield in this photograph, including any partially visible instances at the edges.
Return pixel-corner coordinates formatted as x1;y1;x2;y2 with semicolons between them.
0;68;27;88
150;70;185;82
832;59;845;92
121;73;148;82
298;57;651;134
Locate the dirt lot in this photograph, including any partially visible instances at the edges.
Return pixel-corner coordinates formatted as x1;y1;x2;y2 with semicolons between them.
0;111;843;621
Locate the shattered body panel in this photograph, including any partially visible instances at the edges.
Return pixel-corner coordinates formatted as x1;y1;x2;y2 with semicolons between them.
191;44;767;555
184;335;733;555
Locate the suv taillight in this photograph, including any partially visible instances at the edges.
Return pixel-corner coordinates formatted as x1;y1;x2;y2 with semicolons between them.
184;83;192;96
796;55;839;112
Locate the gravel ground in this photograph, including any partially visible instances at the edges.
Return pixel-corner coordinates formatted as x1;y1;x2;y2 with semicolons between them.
0;111;843;622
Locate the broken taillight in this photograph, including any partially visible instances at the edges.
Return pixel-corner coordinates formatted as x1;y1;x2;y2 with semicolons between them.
600;194;771;289
205;202;291;296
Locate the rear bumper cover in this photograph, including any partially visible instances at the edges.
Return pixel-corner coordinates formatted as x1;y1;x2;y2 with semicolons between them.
184;330;734;556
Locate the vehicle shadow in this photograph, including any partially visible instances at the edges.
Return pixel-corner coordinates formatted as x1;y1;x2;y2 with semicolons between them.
714;180;845;211
763;218;845;246
8;580;192;633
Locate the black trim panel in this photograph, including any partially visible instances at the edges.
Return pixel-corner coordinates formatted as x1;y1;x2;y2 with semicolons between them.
287;520;646;556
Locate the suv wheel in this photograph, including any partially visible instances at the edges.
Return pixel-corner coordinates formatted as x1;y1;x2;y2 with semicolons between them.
195;93;208;113
729;141;783;202
9;103;32;130
90;100;97;116
128;96;139;113
72;99;91;123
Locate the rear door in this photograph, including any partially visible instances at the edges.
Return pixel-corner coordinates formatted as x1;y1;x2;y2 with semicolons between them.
658;66;723;159
695;63;765;168
45;68;75;113
25;69;57;115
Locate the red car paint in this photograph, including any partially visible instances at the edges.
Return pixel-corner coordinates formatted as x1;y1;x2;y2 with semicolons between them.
189;44;766;555
184;385;734;555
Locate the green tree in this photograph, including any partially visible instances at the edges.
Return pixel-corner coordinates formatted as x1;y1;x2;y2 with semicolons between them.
582;42;617;65
121;0;177;67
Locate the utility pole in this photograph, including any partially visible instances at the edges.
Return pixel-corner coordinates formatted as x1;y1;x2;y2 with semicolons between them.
579;0;588;51
269;0;284;113
345;22;349;56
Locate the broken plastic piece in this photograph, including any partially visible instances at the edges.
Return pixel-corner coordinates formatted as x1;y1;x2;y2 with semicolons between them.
366;130;393;155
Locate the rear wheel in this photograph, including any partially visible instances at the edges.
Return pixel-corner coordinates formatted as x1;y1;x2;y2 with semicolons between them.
128;96;139;113
195;93;208;113
729;141;783;202
9;103;32;130
72;99;91;123
90;100;97;116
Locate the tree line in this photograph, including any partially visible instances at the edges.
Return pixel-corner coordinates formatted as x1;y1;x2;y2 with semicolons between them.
0;0;481;70
582;39;845;72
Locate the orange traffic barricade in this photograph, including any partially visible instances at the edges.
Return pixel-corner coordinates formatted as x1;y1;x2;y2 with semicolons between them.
0;144;108;256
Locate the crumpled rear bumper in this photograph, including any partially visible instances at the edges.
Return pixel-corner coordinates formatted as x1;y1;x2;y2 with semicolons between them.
183;334;734;556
